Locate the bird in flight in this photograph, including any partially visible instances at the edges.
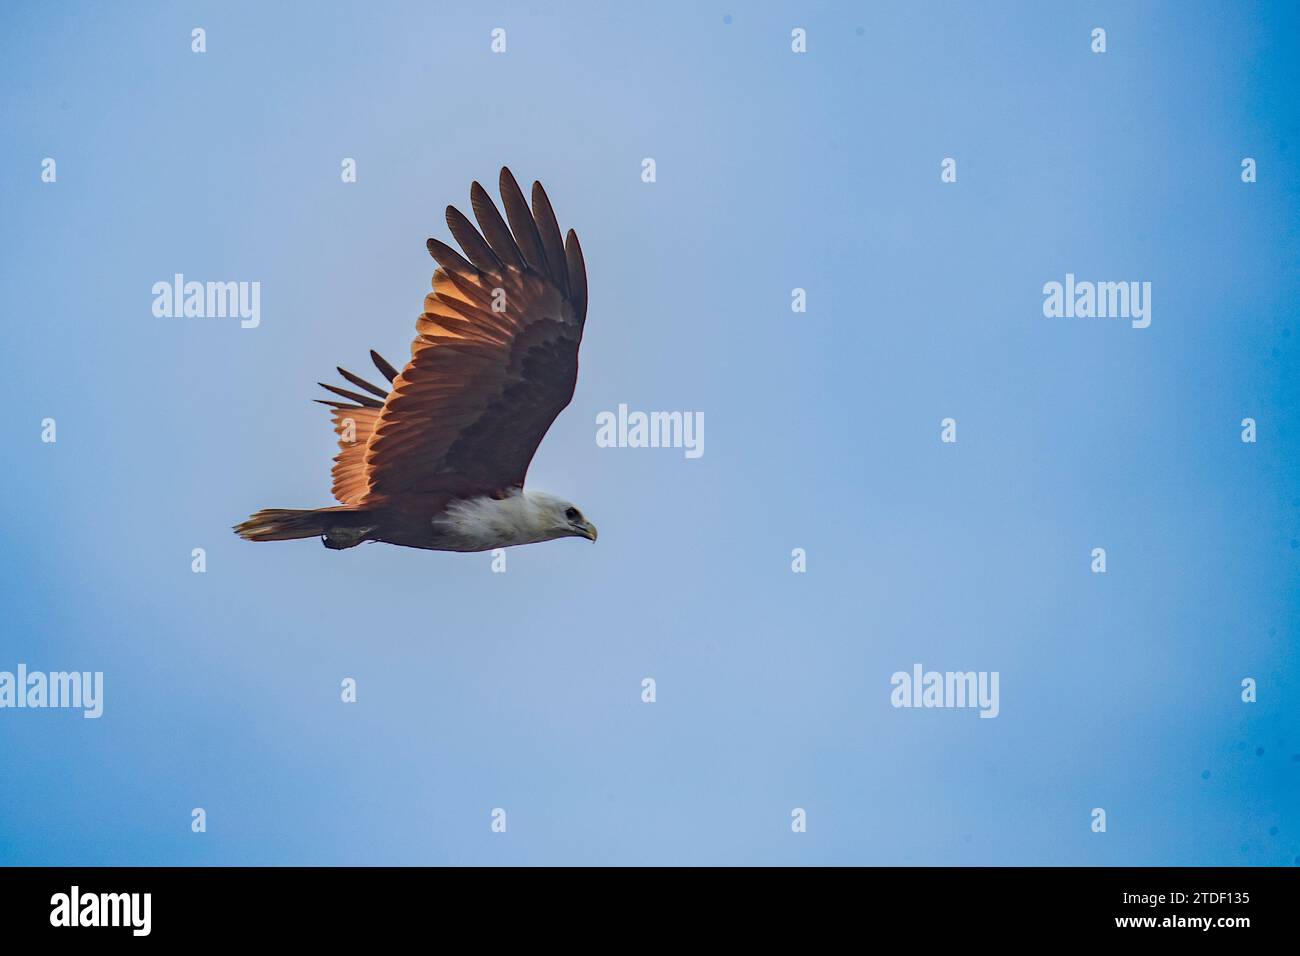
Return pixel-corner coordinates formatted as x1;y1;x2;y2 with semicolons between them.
234;168;597;552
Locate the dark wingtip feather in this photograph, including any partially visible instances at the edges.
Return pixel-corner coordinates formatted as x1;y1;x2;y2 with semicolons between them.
370;350;399;382
499;167;548;275
470;180;525;269
530;180;569;294
336;366;389;399
446;204;502;273
565;229;587;320
427;236;476;276
318;382;383;408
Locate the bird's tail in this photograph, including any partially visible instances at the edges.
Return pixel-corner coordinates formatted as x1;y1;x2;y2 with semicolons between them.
233;506;373;547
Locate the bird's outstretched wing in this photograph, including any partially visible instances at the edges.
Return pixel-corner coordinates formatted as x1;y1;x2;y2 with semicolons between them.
328;168;588;505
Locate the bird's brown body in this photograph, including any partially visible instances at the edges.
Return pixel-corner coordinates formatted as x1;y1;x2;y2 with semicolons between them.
234;169;598;552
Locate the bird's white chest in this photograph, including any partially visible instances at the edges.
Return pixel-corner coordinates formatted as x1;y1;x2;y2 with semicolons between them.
432;493;554;552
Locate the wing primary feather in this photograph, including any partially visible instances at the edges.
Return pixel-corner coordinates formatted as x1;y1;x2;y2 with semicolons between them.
426;237;476;276
336;366;389;398
318;382;383;408
530;181;569;294
370;350;399;382
565;229;587;322
470;181;525;269
314;399;357;410
446;205;502;273
499;167;548;274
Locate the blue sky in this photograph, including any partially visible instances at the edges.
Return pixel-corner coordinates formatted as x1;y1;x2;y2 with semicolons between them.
1;1;1297;865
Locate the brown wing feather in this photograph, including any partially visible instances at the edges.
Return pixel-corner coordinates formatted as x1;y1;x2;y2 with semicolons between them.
370;350;400;383
336;366;388;399
530;181;570;295
355;169;587;502
564;230;587;326
314;356;398;504
498;168;548;274
328;406;382;505
471;181;525;270
446;206;501;273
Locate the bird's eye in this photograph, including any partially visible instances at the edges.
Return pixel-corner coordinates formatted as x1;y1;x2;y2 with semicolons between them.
564;507;580;521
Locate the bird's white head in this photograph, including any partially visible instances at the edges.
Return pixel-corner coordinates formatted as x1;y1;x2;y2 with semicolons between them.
524;490;598;543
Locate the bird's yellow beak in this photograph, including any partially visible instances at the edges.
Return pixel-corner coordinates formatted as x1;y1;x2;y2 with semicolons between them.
580;521;598;542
